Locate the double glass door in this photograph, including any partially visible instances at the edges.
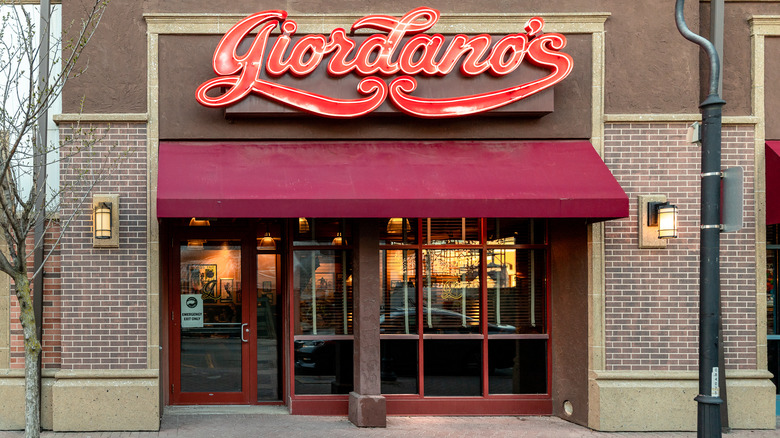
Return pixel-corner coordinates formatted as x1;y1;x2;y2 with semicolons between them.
170;230;281;404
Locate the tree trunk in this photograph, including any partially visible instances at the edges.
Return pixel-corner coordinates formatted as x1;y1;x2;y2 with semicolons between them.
16;276;41;438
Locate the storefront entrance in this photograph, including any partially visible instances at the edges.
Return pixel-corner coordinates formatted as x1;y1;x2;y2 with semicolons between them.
168;221;283;404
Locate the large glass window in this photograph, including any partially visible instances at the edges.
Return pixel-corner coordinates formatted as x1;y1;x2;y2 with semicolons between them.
293;219;354;395
380;218;548;398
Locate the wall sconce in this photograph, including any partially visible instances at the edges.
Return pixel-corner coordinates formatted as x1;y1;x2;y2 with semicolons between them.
638;195;678;248
649;202;679;239
92;194;119;248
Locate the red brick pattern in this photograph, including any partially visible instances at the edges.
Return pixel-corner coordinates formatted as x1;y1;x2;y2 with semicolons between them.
603;123;756;371
8;216;63;369
56;122;148;369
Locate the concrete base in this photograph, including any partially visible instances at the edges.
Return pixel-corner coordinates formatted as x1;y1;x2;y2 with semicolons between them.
52;375;159;431
0;370;160;431
590;371;776;431
0;375;53;430
348;392;386;427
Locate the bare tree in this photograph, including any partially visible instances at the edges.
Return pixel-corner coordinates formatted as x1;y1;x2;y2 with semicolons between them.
0;1;108;437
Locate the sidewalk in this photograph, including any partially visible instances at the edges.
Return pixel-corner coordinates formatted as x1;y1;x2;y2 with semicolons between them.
0;408;777;438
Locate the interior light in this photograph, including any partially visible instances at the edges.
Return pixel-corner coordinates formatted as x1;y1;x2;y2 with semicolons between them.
259;232;276;249
386;218;411;234
298;217;310;233
189;218;211;227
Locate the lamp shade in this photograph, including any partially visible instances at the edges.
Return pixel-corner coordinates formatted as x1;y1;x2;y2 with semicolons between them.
94;202;112;239
259;232;276;249
387;217;411;234
298;217;310;233
657;204;678;239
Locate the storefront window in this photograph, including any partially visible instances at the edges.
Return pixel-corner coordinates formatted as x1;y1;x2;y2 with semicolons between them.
294;218;352;246
422;249;481;334
381;249;417;334
379;218;549;398
422;218;480;245
487;249;546;334
767;224;779;404
293;219;354;395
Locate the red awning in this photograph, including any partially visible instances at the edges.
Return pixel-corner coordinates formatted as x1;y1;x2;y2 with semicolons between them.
767;142;780;225
157;141;628;219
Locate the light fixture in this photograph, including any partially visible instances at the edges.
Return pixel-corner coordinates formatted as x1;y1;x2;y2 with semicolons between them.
648;202;679;239
259;232;276;249
187;239;206;249
93;194;119;248
332;231;345;246
386;218;411;234
298;217;310;233
94;202;112;239
189;218;211;227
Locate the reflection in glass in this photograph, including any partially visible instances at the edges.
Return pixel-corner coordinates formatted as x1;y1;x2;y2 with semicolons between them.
487;249;546;334
294;340;354;395
293;218;351;246
486;218;546;245
179;240;242;393
488;339;547;394
422;249;481;334
424;340;481;396
257;254;280;401
381;340;418;394
381;250;417;334
380;218;417;245
293;250;353;335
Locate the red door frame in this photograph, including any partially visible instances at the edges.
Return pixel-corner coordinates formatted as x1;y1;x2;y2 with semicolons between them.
168;225;256;405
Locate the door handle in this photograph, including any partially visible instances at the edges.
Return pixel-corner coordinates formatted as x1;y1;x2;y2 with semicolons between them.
241;323;249;342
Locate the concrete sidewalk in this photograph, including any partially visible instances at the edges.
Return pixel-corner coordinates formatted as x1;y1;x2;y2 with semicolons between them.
0;408;777;438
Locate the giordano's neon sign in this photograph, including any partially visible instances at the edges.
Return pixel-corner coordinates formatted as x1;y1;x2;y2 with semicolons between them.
196;7;573;118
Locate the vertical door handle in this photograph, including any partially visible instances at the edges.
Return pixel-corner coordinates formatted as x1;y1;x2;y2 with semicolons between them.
241;323;249;342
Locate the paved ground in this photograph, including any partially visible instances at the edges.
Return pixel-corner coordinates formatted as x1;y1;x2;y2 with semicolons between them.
0;408;777;438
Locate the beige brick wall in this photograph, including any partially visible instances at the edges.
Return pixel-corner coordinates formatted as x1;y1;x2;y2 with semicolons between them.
603;123;757;371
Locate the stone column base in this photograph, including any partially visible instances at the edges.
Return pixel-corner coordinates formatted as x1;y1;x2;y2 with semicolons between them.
348;392;386;427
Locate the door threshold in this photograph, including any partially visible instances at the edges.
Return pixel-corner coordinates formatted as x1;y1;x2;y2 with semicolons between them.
165;405;289;415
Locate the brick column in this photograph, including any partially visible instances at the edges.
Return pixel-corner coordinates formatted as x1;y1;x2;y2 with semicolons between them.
348;219;386;427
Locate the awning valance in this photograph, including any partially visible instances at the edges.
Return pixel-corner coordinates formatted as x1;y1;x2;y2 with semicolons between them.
157;140;628;220
767;141;780;225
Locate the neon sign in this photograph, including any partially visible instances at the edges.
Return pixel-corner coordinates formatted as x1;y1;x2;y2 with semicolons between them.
196;7;573;118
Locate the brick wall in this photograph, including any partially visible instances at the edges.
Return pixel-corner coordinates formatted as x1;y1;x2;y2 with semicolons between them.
9;221;63;369
57;122;148;370
603;123;756;371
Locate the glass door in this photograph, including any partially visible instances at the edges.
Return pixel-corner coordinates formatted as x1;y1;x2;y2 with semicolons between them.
172;237;251;404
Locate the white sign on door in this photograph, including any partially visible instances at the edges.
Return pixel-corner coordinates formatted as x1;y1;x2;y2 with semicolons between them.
181;295;204;328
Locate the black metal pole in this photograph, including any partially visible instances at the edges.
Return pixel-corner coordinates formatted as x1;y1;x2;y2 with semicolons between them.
675;1;725;437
